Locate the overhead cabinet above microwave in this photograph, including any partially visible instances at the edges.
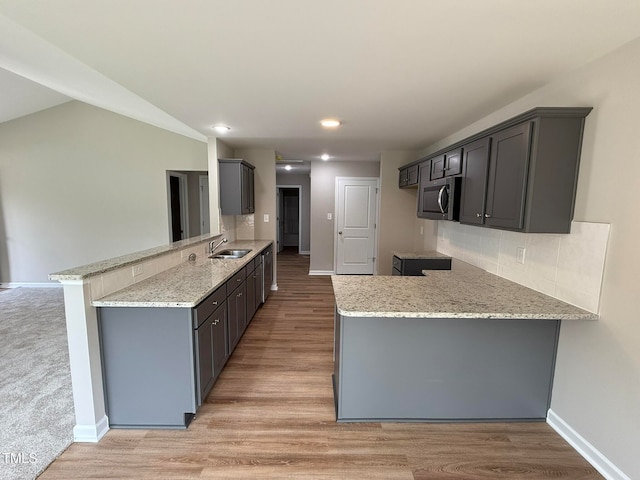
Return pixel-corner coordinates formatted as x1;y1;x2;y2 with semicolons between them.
402;107;592;234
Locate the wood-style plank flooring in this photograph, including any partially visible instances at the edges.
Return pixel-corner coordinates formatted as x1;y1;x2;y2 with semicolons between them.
40;251;602;479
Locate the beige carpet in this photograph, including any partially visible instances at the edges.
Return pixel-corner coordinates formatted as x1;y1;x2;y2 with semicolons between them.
0;288;74;480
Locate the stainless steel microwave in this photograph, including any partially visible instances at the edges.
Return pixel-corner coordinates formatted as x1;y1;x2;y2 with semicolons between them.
418;176;461;221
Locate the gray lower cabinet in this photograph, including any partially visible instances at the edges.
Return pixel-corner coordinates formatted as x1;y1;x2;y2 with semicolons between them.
392;255;452;275
227;271;247;354
333;312;561;421
99;307;198;428
195;301;227;405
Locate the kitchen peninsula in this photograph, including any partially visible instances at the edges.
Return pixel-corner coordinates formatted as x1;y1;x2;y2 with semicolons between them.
50;237;273;436
331;260;597;422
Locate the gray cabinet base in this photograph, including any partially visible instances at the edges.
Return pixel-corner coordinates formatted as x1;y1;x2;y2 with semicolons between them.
333;312;560;422
99;307;197;428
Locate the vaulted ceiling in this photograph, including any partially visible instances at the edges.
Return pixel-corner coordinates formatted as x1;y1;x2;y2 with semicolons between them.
1;0;640;162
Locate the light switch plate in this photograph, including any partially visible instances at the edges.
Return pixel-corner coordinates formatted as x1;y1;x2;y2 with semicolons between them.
327;213;332;220
263;214;269;222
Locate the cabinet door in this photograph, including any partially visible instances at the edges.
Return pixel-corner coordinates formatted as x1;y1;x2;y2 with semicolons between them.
246;266;257;321
459;137;491;225
195;316;215;405
211;305;228;379
407;165;419;186
444;148;462;176
228;282;247;353
241;165;251;214
485;122;532;230
430;155;445;180
254;262;263;308
398;168;408;187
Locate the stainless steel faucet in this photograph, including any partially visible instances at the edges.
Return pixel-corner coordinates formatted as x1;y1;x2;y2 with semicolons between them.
209;237;227;254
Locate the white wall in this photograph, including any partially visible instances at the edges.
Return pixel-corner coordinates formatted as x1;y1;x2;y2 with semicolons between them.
0;101;207;284
309;160;380;273
420;37;640;477
377;151;426;275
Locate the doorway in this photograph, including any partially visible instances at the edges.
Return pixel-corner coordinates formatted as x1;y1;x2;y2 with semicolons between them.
276;186;301;254
167;172;189;242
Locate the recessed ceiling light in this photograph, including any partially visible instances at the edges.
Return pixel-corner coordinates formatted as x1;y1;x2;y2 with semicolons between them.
321;154;330;161
320;119;341;128
284;165;292;171
212;125;230;133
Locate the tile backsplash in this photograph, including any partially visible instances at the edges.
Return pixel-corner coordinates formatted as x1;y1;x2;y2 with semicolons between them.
437;221;609;313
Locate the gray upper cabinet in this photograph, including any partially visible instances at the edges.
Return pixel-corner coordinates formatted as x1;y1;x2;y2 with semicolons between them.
219;159;255;215
398;164;419;188
484;122;532;230
459;137;491;225
406;107;592;234
430;148;462;180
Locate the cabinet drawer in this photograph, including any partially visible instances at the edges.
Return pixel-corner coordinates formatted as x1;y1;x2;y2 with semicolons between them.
227;267;247;296
194;286;226;328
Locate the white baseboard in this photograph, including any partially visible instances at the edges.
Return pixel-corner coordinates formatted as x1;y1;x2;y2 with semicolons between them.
308;270;334;276
73;416;109;443
270;283;278;291
0;282;62;288
547;409;630;480
299;250;311;255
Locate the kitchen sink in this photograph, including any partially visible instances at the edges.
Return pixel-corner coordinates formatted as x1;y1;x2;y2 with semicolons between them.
209;249;252;259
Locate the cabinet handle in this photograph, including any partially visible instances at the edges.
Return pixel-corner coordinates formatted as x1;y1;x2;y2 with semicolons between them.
236;278;242;282
437;186;447;214
213;319;219;325
476;213;482;218
237;292;243;297
253;275;257;279
212;300;218;306
484;214;492;218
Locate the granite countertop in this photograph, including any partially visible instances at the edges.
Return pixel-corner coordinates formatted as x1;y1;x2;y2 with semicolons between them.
393;251;452;260
49;233;219;281
92;240;272;308
332;260;597;320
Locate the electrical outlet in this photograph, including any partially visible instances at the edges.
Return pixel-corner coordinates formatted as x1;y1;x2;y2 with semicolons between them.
420;226;424;235
263;214;269;222
132;264;144;276
516;247;526;264
327;213;332;220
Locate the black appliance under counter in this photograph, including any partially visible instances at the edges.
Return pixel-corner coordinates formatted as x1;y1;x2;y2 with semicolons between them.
392;251;452;275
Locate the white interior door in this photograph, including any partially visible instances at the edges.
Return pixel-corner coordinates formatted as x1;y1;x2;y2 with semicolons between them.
335;178;378;274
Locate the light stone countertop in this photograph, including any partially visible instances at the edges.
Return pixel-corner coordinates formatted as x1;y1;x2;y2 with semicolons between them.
332;260;597;320
91;240;272;308
49;233;219;281
393;251;452;260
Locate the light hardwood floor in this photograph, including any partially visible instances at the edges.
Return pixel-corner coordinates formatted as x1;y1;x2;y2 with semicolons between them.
40;252;602;479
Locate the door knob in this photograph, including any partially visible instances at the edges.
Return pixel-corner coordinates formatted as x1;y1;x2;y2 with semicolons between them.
338;231;343;235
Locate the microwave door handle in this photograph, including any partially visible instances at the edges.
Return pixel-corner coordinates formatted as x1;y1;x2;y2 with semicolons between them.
437;185;447;214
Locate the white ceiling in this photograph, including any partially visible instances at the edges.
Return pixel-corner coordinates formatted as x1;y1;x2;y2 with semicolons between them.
1;0;640;163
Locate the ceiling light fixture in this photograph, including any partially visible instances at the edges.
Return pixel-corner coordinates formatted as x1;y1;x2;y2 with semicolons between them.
321;154;330;161
320;118;341;128
212;125;230;133
284;165;292;171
